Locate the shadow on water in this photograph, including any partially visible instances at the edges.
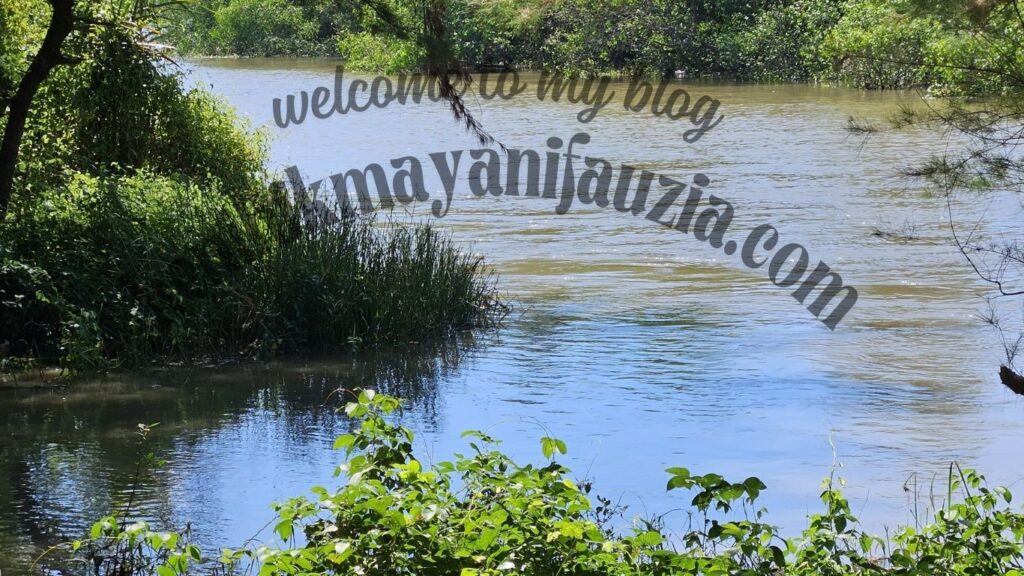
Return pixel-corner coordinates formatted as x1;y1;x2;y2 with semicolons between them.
0;334;479;575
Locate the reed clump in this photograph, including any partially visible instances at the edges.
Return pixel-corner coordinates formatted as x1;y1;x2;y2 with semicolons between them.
0;172;504;371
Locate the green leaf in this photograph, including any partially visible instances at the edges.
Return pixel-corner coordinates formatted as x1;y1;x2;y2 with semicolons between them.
333;434;355;451
540;436;567;458
274;520;294;541
667;474;694;491
633;530;663;547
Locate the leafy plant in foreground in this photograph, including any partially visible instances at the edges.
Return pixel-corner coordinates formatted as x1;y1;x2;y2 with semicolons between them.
48;391;1024;575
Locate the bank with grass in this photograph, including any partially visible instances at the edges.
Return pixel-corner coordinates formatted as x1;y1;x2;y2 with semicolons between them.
0;3;503;372
163;0;1022;95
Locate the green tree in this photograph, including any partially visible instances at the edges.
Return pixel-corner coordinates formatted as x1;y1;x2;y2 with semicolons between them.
849;0;1024;388
0;0;76;220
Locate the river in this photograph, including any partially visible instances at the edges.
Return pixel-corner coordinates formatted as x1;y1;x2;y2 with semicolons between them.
1;58;1021;574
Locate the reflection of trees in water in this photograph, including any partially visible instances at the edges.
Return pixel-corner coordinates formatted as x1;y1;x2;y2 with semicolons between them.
0;334;478;576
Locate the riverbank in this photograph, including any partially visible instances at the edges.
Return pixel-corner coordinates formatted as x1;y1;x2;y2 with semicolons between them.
0;174;504;372
163;0;1021;96
0;15;504;374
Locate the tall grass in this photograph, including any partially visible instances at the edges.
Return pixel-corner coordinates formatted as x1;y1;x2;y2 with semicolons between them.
0;171;504;371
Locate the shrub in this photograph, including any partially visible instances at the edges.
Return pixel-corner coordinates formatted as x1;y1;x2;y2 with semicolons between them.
337;31;426;73
2;1;500;371
818;0;943;89
445;0;545;70
158;0;225;56
730;0;843;82
0;0;41;100
538;0;690;78
922;5;1024;97
818;0;1023;94
162;0;369;57
11;25;267;210
0;172;502;370
0;246;62;363
209;0;319;56
55;391;1024;575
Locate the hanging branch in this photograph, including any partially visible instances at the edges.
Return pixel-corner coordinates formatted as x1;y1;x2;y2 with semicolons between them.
421;0;501;149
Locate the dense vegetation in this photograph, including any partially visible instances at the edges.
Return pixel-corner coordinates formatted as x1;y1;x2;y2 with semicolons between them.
0;0;502;372
163;0;1023;92
51;391;1024;575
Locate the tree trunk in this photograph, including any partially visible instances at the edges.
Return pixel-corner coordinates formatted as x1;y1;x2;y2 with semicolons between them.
0;0;76;221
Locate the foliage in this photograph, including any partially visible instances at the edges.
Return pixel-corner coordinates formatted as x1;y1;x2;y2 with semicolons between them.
0;0;504;371
208;0;319;56
7;19;267;209
50;391;1024;575
337;31;426;74
536;0;690;79
818;0;943;89
0;244;61;361
446;0;545;70
917;0;1024;97
0;0;46;102
161;0;333;55
160;0;423;59
0;171;502;370
155;0;1021;94
820;0;1024;94
728;0;843;82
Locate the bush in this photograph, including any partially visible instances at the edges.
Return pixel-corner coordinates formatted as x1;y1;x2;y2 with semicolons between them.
922;5;1024;97
12;26;268;209
2;0;501;371
730;0;843;82
162;0;368;57
55;391;1024;575
337;31;426;73
209;0;319;56
818;0;942;89
0;246;62;363
158;0;225;56
0;0;41;100
0;172;502;370
446;0;545;70
538;0;690;78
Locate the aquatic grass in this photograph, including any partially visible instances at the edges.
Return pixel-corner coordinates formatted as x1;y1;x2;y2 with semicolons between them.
234;201;504;353
0;171;505;370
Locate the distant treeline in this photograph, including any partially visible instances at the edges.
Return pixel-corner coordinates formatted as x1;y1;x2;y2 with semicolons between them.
164;0;1021;94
